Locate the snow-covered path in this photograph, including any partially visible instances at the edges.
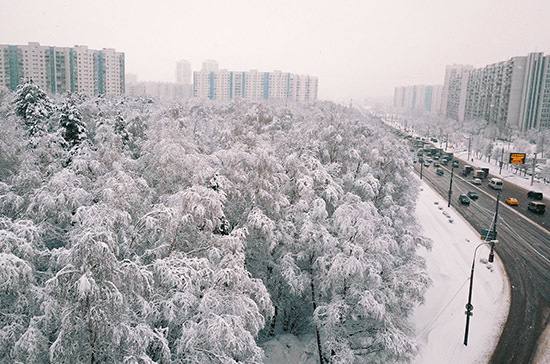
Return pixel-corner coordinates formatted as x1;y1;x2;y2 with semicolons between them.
412;180;510;364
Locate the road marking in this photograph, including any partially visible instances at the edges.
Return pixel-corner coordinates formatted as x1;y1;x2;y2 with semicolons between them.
415;166;550;265
386;122;550;268
499;219;550;265
438;164;549;235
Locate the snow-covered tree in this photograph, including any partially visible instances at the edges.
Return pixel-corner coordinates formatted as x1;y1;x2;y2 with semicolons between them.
0;92;432;363
59;96;87;148
14;80;53;136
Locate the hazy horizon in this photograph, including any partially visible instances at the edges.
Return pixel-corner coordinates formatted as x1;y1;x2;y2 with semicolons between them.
1;0;549;102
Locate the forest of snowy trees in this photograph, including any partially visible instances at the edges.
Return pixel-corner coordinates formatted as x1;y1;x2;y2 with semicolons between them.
0;82;431;363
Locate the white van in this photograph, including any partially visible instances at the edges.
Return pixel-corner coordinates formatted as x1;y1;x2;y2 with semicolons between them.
489;178;503;190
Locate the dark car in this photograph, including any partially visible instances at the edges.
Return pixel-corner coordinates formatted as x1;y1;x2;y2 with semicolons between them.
436;168;444;176
452;160;460;168
527;201;546;214
458;194;470;205
527;191;543;200
467;191;479;200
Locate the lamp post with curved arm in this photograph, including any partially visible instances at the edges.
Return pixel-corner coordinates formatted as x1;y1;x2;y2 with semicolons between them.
463;240;498;346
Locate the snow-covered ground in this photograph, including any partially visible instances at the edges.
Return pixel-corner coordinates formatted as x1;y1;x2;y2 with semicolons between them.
534;323;550;364
262;334;317;364
455;151;550;197
412;180;510;364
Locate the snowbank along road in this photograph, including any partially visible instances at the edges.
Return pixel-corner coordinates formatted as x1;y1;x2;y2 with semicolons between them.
412;157;549;364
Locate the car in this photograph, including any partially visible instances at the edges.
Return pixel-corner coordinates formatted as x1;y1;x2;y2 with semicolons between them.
452;160;460;168
424;161;430;167
467;191;479;200
434;162;441;168
471;178;482;185
433;155;440;161
527;201;546;214
505;197;519;206
441;158;449;165
488;178;503;190
436;168;444;176
527;191;543;200
458;194;470;205
426;159;433;164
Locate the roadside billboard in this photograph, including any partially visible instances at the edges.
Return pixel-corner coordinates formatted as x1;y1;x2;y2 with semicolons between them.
509;153;526;165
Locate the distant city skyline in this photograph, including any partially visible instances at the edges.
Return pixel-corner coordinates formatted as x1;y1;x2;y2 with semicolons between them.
393;52;550;131
1;0;550;101
0;42;125;97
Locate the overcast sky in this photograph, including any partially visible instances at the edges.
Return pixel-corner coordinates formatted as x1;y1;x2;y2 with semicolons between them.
1;0;549;102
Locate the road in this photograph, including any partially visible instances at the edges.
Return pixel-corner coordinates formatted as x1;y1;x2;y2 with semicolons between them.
413;160;550;364
449;155;550;230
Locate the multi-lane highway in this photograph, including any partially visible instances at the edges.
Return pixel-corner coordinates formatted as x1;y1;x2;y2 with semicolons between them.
450;155;550;230
413;159;549;364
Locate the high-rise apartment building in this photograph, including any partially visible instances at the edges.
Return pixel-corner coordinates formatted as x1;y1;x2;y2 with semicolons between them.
193;67;318;103
441;65;472;122
393;84;443;115
442;53;550;131
176;60;191;84
0;42;125;97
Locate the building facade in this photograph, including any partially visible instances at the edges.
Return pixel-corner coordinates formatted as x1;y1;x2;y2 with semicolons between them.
440;64;472;122
193;68;318;103
176;59;191;84
442;53;550;131
393;84;443;115
0;42;125;97
126;81;191;100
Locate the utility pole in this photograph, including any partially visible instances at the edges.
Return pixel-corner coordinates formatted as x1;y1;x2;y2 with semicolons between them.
492;191;501;236
420;160;423;180
467;135;472;161
448;164;454;207
445;133;449;151
530;153;537;186
499;147;504;175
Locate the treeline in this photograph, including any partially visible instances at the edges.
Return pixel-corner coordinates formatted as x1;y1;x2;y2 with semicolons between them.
0;82;430;363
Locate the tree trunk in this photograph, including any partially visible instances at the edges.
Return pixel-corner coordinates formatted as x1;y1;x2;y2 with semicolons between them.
310;267;324;364
269;305;278;336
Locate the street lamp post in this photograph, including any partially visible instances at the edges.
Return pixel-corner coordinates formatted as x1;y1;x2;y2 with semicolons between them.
448;164;455;207
420;160;423;180
463;240;498;346
499;147;504;175
467;135;472;161
464;175;508;346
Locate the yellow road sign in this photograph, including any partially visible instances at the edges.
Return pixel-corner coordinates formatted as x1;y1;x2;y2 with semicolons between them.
509;153;526;165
